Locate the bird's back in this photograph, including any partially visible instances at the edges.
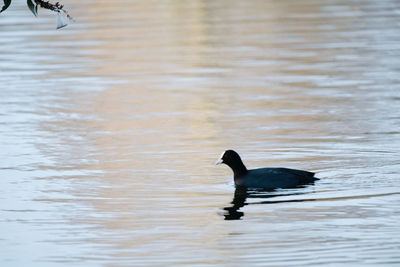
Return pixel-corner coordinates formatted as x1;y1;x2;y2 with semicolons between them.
235;167;317;189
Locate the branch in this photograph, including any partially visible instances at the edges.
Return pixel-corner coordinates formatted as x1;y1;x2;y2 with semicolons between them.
34;0;73;21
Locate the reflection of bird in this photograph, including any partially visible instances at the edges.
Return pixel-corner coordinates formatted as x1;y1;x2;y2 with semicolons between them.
222;186;316;220
223;186;247;220
216;150;318;189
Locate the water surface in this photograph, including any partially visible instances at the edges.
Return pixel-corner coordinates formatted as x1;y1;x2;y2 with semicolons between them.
1;0;400;266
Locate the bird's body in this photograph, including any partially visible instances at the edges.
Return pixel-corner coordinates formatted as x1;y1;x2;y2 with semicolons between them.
216;150;318;189
235;167;316;189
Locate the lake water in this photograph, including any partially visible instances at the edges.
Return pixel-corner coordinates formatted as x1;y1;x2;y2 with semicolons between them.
1;0;400;266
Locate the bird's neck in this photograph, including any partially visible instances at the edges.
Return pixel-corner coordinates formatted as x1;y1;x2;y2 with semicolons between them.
231;163;248;178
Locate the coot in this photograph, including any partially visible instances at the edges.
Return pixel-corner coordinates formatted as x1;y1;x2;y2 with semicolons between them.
216;150;318;189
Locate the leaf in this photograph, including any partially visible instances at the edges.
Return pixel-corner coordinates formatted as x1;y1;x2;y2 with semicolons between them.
56;11;68;29
27;0;37;17
0;0;12;13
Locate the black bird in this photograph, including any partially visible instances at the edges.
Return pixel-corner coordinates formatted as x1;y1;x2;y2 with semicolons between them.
216;150;318;189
